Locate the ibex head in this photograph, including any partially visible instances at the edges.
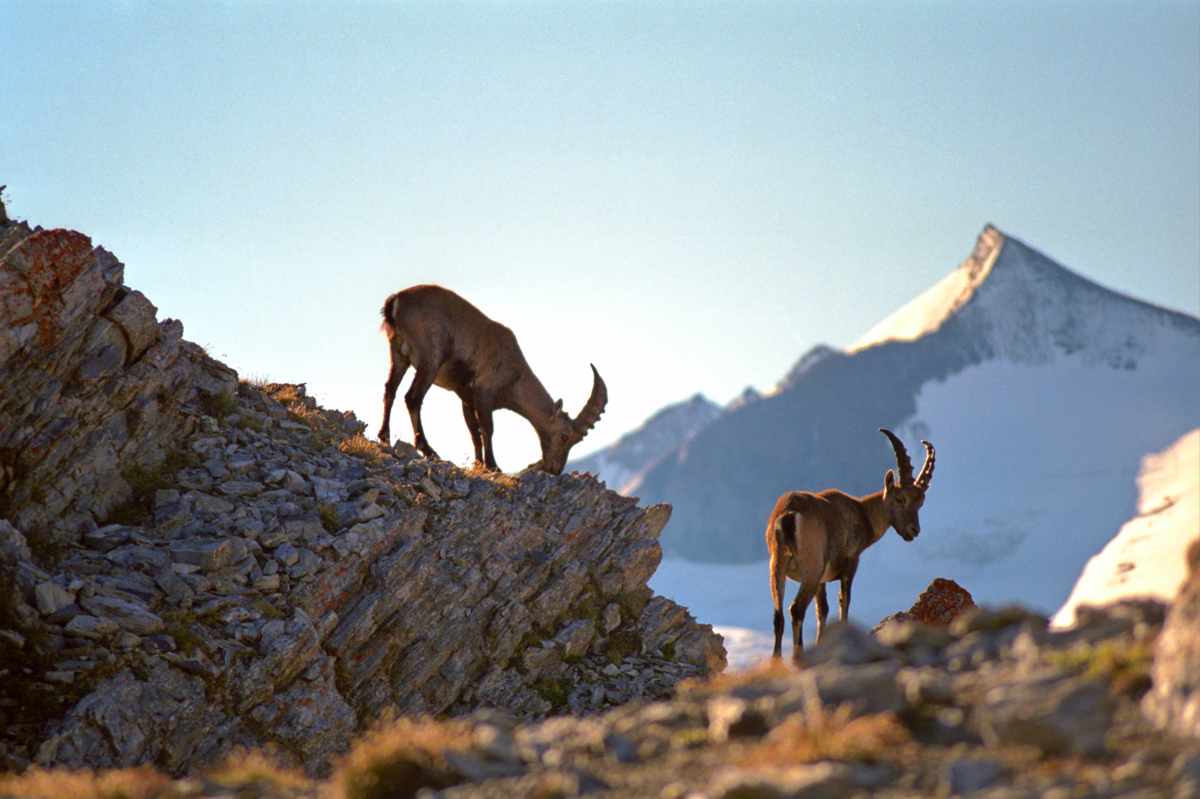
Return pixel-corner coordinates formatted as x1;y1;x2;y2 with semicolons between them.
536;364;608;474
878;428;935;541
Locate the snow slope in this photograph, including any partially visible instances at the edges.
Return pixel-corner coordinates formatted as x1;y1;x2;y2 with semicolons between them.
1051;428;1200;627
654;426;1200;670
851;342;1197;622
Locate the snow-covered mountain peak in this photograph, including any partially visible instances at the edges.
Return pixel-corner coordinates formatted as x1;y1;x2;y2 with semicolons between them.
851;224;1199;370
850;225;1002;352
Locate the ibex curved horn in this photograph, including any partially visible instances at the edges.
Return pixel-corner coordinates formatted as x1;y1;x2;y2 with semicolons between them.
878;428;915;486
915;440;935;490
572;364;607;434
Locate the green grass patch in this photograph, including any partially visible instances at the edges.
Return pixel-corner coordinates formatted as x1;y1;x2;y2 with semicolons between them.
316;502;342;533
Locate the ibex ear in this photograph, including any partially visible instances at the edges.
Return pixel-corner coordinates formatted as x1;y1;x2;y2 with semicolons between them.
884;469;896;493
553;399;564;414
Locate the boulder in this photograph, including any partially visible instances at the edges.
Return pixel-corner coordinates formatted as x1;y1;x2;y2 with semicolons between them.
1143;537;1200;739
870;577;977;635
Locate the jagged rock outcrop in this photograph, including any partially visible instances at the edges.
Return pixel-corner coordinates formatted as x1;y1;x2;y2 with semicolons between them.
1143;537;1200;739
0;221;233;550
0;216;725;776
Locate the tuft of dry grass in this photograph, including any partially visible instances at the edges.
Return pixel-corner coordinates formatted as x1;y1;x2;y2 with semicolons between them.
466;463;521;494
338;434;386;465
330;714;474;799
743;705;912;767
0;765;169;799
740;671;912;767
1045;638;1156;697
1047;638;1154;680
678;658;794;698
708;658;795;686
205;747;312;794
286;403;323;429
265;383;305;406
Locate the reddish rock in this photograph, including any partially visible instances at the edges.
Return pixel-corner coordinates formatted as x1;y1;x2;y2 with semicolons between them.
872;578;977;634
907;578;977;626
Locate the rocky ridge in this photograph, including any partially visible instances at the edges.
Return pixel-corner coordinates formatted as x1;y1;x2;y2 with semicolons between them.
0;214;724;777
4;597;1199;799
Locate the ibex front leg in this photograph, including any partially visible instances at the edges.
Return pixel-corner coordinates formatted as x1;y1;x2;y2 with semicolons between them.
460;388;499;471
814;583;830;643
461;399;485;466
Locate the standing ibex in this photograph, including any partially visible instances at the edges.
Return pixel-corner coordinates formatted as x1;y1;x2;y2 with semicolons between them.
378;284;607;474
768;428;935;661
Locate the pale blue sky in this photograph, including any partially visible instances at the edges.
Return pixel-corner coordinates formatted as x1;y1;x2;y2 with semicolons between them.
4;1;1198;469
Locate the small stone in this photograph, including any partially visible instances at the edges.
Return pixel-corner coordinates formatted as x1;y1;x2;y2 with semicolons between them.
34;582;75;616
114;631;142;650
603;603;622;634
83;525;135;552
942;758;1009;795
217;479;263;497
283;470;307;493
64;614;118;639
976;672;1113;757
706;763;853;799
275;541;300;567
187;491;235;515
79;594;164;635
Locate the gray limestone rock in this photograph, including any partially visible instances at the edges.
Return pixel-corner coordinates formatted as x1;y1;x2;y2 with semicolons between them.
1143;538;1200;739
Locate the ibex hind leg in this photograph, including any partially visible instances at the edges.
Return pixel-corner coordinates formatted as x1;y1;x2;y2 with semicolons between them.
379;359;409;443
470;388;499;472
789;581;820;663
769;548;788;659
404;366;441;460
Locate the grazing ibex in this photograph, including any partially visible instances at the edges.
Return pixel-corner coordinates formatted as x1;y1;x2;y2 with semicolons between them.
378;284;607;474
768;428;935;661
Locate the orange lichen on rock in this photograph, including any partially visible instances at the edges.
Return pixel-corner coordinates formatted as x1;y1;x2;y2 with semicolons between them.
907;578;977;627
